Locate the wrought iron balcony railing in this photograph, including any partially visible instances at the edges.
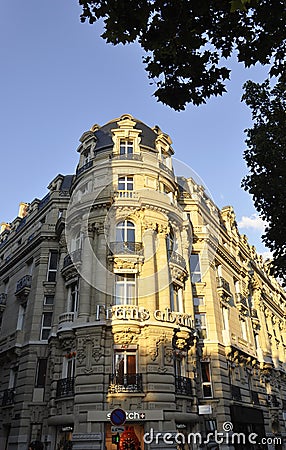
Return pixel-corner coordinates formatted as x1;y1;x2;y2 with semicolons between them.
114;190;138;199
15;275;32;295
175;376;192;396
56;377;75;398
168;250;187;269
109;373;143;393
109;242;143;256
2;388;15;407
231;385;242;401
159;161;174;177
63;249;82;269
76;160;93;177
235;293;248;309
216;277;231;296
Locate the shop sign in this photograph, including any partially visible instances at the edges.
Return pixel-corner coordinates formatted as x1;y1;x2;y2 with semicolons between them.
95;305;193;329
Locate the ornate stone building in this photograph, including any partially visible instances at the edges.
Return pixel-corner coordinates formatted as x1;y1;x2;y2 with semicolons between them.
0;114;285;450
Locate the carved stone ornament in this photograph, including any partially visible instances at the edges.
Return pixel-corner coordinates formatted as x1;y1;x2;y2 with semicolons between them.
113;258;137;271
172;329;195;351
77;335;104;372
59;336;75;352
113;327;140;345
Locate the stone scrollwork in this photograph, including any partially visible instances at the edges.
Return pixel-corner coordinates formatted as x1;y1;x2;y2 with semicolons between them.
113;327;141;345
77;335;104;372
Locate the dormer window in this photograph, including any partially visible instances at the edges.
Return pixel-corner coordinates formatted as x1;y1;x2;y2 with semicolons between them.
120;140;133;155
84;153;90;165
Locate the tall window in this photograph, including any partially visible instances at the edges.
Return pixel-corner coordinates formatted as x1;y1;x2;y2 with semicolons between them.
68;281;79;313
115;274;136;305
174;355;186;378
118;176;133;191
222;307;229;330
240;317;248;340
167;227;178;253
116;220;135;243
40;312;53;340
71;232;82;253
44;295;54;305
120;140;133;155
35;359;47;388
195;313;207;339
17;304;26;330
9;367;18;390
190;253;201;283
193;297;204;307
47;250;58;282
114;349;137;385
63;355;76;379
201;362;213;398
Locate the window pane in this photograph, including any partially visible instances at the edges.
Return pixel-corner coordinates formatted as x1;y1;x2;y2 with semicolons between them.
201;362;211;382
41;329;50;340
43;312;52;327
44;295;54;305
127;228;135;243
49;251;58;270
127;355;136;374
203;384;213;398
35;359;47;387
47;272;56;282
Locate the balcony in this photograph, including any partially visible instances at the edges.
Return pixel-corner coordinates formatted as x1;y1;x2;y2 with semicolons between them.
15;275;32;297
0;293;7;311
63;249;82;269
112;153;142;161
114;190;138;200
109;242;143;256
108;374;143;394
216;277;231;298
159;161;174;178
2;388;15;407
175;376;192;396
57;312;75;332
231;385;242;401
56;377;75;398
235;293;249;312
250;390;259;405
76;160;93;177
168;250;187;270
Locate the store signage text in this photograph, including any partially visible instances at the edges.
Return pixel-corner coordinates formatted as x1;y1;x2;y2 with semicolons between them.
95;305;193;329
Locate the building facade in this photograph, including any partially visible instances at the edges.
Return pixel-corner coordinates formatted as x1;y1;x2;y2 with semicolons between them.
0;114;285;450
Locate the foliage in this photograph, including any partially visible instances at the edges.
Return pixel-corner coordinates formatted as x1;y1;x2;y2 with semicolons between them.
242;77;286;284
79;0;286;110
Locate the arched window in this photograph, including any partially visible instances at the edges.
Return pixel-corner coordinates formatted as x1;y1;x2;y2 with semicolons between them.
116;220;135;243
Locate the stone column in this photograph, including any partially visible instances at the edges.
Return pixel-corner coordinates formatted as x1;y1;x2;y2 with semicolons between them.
78;223;94;321
93;222;108;308
156;225;171;310
140;224;157;310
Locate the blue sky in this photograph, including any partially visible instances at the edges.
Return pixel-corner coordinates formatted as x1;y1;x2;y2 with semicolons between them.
0;0;270;255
